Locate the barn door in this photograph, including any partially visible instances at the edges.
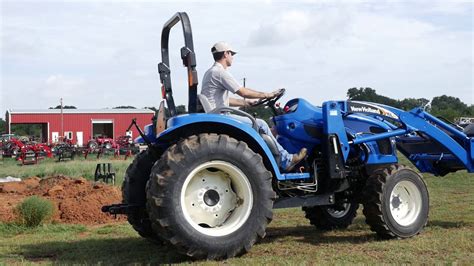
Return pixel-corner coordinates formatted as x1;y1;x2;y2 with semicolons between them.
76;132;83;147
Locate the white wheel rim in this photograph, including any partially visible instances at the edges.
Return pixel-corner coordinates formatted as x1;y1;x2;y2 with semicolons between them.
327;203;351;218
180;161;253;237
390;180;422;226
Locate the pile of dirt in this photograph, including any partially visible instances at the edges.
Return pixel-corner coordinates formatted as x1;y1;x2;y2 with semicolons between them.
0;175;125;225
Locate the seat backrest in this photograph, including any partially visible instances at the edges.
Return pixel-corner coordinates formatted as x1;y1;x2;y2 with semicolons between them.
197;94;213;113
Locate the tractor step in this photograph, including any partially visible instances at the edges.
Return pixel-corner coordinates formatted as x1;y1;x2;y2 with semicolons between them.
274;193;334;209
281;172;311;180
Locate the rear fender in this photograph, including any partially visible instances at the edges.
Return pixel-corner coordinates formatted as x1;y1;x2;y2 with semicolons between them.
153;114;284;180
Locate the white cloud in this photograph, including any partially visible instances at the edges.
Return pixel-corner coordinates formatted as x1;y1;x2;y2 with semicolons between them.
248;8;353;46
240;5;472;106
40;75;88;106
0;1;472;117
426;1;472;15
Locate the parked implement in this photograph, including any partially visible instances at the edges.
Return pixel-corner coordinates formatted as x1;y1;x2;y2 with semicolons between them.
87;136;115;150
103;12;473;260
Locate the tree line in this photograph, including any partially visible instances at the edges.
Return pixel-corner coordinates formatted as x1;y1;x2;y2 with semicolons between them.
347;87;473;121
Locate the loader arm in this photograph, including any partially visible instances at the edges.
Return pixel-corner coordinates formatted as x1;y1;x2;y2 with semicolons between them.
324;100;473;176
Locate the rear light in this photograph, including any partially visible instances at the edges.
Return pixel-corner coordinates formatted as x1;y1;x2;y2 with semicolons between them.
188;69;193;86
161;84;166;99
155;101;167;136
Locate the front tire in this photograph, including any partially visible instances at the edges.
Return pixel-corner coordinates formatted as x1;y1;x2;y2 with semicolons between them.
303;203;359;230
146;134;275;259
363;164;429;239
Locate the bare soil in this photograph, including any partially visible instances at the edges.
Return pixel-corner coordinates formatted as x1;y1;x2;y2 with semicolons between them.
0;175;125;225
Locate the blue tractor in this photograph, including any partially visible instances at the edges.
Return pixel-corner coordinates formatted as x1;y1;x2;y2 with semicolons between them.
103;12;474;259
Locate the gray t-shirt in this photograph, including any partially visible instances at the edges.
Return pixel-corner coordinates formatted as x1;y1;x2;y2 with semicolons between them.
201;62;241;109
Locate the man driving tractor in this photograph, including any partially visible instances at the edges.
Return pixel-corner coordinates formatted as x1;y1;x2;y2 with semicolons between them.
201;41;307;171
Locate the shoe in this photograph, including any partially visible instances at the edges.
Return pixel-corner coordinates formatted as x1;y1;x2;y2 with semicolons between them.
285;148;307;172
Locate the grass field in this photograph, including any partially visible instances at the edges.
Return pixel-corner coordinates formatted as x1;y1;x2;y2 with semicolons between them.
0;156;473;264
0;156;131;184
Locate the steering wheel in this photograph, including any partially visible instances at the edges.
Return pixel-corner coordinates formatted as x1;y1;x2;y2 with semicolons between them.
251;88;286;107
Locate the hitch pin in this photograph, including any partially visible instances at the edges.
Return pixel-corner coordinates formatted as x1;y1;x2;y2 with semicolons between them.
299;166;305;173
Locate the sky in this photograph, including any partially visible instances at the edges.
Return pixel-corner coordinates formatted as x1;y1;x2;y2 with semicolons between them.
1;0;473;117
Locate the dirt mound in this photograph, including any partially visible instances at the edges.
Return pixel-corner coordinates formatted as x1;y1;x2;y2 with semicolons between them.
0;175;125;225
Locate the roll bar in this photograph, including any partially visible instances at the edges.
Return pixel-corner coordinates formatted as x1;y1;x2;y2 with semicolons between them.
158;12;198;117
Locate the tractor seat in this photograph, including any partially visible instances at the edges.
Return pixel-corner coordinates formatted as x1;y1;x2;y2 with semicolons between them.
197;94;214;113
463;124;474;137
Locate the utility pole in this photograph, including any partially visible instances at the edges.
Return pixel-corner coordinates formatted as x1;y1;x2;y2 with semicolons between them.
60;98;64;141
243;77;246;88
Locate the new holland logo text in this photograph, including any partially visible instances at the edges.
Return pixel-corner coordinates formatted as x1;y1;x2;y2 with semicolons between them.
350;106;381;114
349;103;399;119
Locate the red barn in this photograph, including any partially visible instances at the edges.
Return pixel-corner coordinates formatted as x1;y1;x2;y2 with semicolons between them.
5;109;155;146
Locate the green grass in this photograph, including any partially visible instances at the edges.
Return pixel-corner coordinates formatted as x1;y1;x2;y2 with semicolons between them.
0;169;472;264
0;156;131;184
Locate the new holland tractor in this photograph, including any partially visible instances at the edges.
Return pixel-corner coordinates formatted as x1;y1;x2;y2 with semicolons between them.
103;12;474;259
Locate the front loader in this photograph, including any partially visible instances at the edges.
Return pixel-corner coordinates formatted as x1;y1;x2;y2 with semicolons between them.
103;12;473;260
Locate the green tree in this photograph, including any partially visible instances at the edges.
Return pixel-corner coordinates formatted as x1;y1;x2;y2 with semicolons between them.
176;105;187;115
239;105;275;125
0;118;6;134
430;95;470;121
399;98;430;111
469;105;474;116
347;87;399;107
10;124;42;139
346;88;473;122
144;106;158;112
146;105;186;117
113;106;136;109
49;105;77;109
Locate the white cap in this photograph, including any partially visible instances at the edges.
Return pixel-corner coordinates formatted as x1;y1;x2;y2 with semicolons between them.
211;41;237;55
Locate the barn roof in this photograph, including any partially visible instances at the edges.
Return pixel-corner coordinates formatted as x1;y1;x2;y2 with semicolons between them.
7;109;155;114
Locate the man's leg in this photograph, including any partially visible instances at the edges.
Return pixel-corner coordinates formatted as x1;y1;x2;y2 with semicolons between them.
255;118;292;169
227;115;305;171
227;114;293;169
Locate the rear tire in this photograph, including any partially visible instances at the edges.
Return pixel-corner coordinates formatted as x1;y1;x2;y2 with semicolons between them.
122;149;163;242
146;134;275;259
363;164;429;239
303;203;358;230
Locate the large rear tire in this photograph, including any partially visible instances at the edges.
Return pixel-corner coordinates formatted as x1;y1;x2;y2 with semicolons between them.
122;149;163;241
146;134;275;259
303;203;358;230
363;164;429;239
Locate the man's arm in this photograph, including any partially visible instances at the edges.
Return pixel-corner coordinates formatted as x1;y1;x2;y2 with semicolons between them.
229;97;255;107
236;87;274;99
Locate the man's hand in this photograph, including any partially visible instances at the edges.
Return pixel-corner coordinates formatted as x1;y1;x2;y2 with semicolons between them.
245;99;259;106
265;88;283;99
